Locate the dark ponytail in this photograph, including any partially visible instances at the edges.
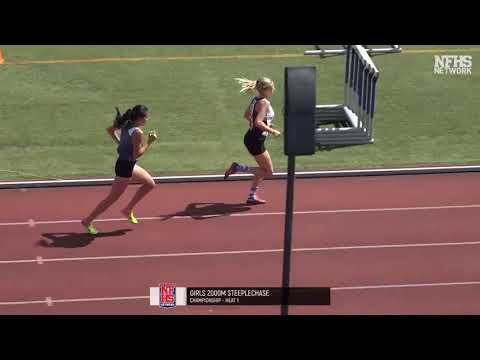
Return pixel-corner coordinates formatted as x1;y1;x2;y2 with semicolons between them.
113;105;149;129
114;107;133;129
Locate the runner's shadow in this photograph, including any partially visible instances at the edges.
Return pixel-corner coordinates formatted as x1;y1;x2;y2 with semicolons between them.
161;202;252;221
36;229;133;248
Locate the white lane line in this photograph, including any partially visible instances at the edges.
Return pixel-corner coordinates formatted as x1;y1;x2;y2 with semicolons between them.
2;240;480;265
234;204;480;217
1;203;480;227
36;256;43;265
332;281;480;291
0;296;149;306
0;221;38;226
0;259;40;264
53;296;150;304
0;300;48;305
1;248;283;264
2;281;480;307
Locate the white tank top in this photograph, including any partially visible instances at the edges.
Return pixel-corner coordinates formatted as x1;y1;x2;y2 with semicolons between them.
250;97;275;136
262;103;275;136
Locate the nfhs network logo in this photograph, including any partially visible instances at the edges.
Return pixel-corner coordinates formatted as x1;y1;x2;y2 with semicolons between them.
434;55;472;75
149;283;187;308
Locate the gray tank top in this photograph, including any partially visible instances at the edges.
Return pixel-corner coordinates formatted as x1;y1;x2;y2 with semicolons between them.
117;124;140;162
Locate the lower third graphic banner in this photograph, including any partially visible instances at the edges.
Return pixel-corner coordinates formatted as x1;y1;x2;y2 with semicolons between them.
149;286;331;307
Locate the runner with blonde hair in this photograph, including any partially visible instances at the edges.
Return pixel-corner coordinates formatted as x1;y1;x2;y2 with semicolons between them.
224;77;281;205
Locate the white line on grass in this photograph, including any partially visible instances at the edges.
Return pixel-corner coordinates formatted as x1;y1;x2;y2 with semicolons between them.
3;48;480;66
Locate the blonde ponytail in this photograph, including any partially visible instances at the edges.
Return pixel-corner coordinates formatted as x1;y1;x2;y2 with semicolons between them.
235;77;275;95
235;77;257;94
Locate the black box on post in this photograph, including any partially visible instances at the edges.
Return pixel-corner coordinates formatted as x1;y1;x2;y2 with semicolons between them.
284;66;316;156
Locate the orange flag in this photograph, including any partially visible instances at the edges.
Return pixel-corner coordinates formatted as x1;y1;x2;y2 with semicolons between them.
0;49;4;64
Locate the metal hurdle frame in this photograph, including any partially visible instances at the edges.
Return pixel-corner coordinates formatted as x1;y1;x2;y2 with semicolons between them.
305;45;402;58
305;45;402;149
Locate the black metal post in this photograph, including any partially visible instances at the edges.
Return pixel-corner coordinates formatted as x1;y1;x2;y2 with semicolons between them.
281;154;296;315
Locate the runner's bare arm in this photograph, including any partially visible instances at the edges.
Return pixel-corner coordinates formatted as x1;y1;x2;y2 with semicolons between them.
244;103;255;129
132;129;157;159
106;125;120;144
244;104;253;121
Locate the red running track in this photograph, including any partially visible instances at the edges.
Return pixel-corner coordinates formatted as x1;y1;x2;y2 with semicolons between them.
1;172;480;315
